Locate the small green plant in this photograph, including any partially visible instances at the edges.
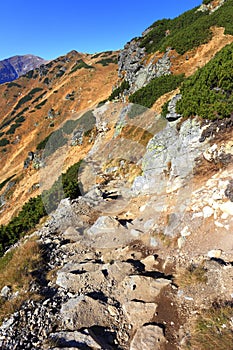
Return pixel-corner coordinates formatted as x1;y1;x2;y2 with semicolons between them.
15;116;25;124
97;99;108;107
92;51;113;59
25;70;34;79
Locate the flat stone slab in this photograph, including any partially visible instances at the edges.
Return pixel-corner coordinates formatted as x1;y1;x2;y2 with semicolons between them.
50;329;101;349
60;296;112;330
120;275;171;302
130;325;166;350
122;300;157;328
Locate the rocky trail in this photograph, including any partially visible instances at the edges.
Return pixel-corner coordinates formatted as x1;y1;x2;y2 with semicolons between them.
0;102;233;349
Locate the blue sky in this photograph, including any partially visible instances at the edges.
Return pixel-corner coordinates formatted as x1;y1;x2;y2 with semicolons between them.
1;0;202;60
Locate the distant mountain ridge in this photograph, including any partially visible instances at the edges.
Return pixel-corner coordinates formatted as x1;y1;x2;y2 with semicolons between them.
0;54;46;84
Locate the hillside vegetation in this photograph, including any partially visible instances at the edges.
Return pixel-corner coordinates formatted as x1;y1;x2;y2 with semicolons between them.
0;161;82;256
140;0;233;55
176;42;233;119
129;74;184;108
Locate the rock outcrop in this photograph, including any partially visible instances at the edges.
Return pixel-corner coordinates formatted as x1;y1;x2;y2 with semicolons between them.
118;40;171;93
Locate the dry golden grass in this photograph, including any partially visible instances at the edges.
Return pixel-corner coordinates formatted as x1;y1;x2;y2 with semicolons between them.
0;239;43;323
175;263;207;288
186;301;233;350
0;240;42;290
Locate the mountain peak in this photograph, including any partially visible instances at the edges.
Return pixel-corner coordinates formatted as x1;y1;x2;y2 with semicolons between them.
0;54;46;84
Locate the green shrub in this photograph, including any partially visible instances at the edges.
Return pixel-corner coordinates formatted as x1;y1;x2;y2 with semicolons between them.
0;196;46;255
176;43;233;119
92;52;103;59
0;175;16;191
14;88;43;110
13;107;29;119
96;58;118;66
92;51;113;59
97;99;108;107
43;77;49;85
69;60;94;74
161;100;170;117
29;88;43;95
7;82;21;88
36;132;54;150
32;92;47;104
0;160;82;256
15;116;25;124
6;124;20;135
109;80;130;101
129;74;184;108
0;138;10;147
42;161;82;213
35;99;47;109
25;70;34;79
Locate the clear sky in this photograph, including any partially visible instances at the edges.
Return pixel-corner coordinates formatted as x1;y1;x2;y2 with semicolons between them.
1;0;202;61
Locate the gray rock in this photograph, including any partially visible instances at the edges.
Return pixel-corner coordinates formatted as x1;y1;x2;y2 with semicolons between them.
87;216;120;235
225;180;233;202
120;275;171;302
0;285;11;299
50;330;102;349
123;301;157;328
130;324;166;350
118;38;171;93
166;94;182;121
62;226;82;242
60;296;111;330
71;129;84;146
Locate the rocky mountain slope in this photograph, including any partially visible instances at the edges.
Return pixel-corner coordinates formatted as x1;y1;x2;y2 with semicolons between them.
0;55;46;84
0;0;233;349
0;50;119;224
